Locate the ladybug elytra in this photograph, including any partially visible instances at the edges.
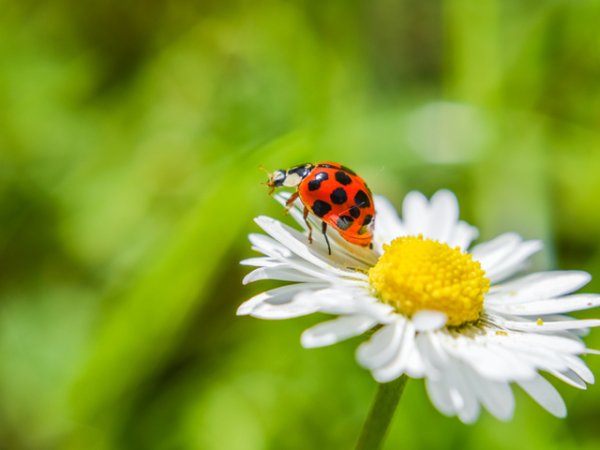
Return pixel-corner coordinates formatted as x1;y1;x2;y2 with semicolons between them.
266;162;375;254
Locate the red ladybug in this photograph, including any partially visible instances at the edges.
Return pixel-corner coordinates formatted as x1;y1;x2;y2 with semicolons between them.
266;162;375;254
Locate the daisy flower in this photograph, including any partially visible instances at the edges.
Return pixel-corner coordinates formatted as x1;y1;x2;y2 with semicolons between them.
238;189;600;423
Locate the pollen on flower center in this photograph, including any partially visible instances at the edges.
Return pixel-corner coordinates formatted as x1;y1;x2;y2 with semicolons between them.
368;235;490;327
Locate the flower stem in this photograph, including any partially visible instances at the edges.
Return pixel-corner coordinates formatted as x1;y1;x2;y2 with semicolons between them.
355;375;408;450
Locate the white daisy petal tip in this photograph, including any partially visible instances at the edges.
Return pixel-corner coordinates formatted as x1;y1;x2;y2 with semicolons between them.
487;270;594;306
253;216;285;237
236;302;253;316
565;270;593;288
431;189;459;209
372;370;403;384
412;310;447;331
300;330;334;348
254;215;274;225
300;316;376;348
529;239;544;251
242;271;258;285
518;376;567;418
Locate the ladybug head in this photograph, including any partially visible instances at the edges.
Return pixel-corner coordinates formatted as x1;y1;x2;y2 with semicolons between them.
266;169;288;189
266;164;314;190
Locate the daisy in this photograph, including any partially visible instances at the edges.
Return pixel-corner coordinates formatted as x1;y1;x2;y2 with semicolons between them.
237;189;600;423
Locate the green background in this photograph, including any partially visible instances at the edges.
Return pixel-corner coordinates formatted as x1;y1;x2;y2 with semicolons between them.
1;0;600;449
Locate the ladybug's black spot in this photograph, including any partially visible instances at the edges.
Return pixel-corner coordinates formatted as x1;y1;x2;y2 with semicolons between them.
335;171;352;185
349;206;361;219
308;180;321;191
355;190;371;208
362;214;373;226
312;200;332;218
336;215;354;230
330;187;347;205
307;172;329;191
308;172;329;191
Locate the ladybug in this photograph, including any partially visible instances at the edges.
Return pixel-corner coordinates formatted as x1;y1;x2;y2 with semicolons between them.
266;162;375;254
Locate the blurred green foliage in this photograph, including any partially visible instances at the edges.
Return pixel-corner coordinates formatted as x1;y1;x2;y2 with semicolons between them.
1;0;600;449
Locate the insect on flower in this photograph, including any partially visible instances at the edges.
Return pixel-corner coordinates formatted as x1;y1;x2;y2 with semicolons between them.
265;162;375;254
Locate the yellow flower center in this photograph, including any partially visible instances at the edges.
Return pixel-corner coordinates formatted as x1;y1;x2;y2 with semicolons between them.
368;235;490;327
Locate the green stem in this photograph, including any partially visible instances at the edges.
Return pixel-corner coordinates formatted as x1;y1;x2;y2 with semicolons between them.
355;375;408;450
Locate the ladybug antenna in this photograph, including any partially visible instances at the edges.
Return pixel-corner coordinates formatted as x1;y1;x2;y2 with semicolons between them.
258;164;275;193
258;165;269;185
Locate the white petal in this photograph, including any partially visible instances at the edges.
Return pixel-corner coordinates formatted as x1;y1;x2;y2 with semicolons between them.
240;257;280;267
535;315;593;337
458;398;481;424
423;348;480;423
518;375;567;418
412;310;447;331
485;240;543;283
249;298;321;319
243;266;319;284
405;345;426;378
357;320;405;370
499;318;600;332
486;331;586;355
319;230;379;268
248;233;292;258
420;336;485;424
564;354;595;384
492;294;600;316
447;221;479;251
416;332;450;374
549;369;587;390
301;315;376;348
464;369;515;421
254;216;362;276
427;190;459;243
237;283;323;316
350;297;397;323
373;195;405;246
371;321;416;382
426;378;456;416
473;332;576;374
489;271;592;304
244;254;366;285
471;233;522;269
292;288;394;322
447;365;481;424
402;191;429;235
444;337;537;381
298;254;367;282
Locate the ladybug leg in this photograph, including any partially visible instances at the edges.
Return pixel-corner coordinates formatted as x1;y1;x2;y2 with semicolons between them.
303;206;313;243
285;191;300;212
321;221;331;255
